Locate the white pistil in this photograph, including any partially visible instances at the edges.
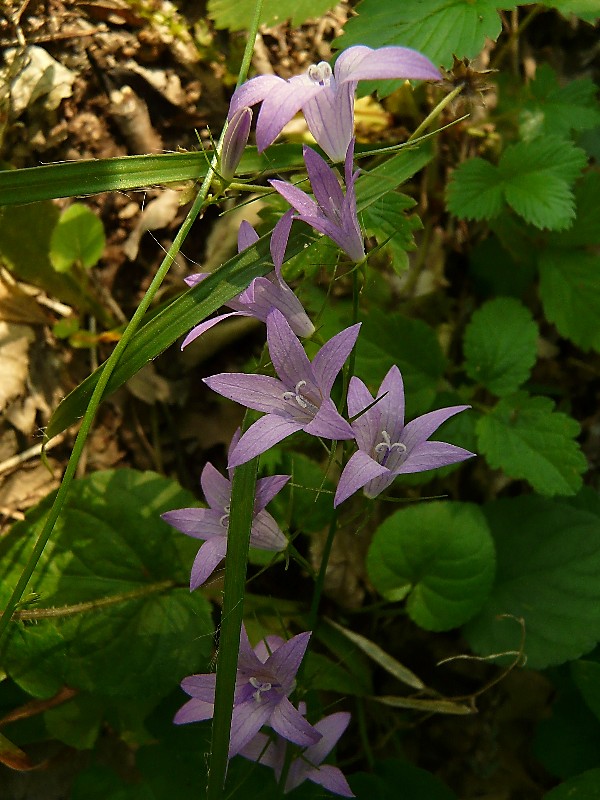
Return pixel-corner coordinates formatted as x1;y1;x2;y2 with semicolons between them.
283;380;319;414
374;431;407;465
249;676;272;702
219;504;231;527
307;61;332;86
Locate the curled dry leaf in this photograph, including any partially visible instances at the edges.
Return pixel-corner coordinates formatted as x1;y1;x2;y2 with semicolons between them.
0;322;34;413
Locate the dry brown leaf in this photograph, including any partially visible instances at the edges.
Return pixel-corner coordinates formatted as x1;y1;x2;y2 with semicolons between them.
0;321;34;412
0;277;49;325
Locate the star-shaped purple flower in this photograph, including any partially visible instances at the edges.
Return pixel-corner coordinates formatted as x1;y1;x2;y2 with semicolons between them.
334;366;476;506
161;432;288;589
270;139;364;263
204;309;360;468
240;705;354;796
228;44;441;162
174;625;321;757
182;213;314;348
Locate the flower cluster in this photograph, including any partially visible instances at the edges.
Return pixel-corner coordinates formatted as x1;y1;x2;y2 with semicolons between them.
162;44;472;797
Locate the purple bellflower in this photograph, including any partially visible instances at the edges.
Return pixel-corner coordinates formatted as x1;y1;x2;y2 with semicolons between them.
174;625;321;758
204;308;360;468
334;366;476;506
241;705;354;796
219;106;252;183
181;213;314;348
228;45;440;162
270;139;365;263
161;432;288;589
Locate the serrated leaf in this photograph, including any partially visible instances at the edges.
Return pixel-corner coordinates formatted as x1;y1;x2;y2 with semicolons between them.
448;137;587;230
519;65;600;142
49;203;105;272
355;312;447;417
367;502;495;632
362;192;421;273
208;0;337;30
1;470;213;701
463;297;538;395
548;171;600;248
464;496;600;669
477;392;586;495
337;0;514;70
539;250;600;352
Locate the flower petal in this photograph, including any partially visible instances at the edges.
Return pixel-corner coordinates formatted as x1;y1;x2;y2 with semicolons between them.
269;695;322;747
302;145;345;217
401;406;471;452
200;461;231;510
238;731;282;770
311;323;361;395
269;178;319;219
271;209;294;275
228;74;288;119
304;397;355;440
304;711;351;765
238;219;260;251
184;272;209;287
254;474;290;511
303;764;355;797
255;78;323;151
396;441;476;474
203;373;289;414
180;672;217;699
239;623;265;671
266;309;315;389
334;450;390;506
229;700;274;757
161;507;221;539
244;276;315;337
376;365;406;442
303;81;355;163
267;631;311;689
173;697;214;725
347;378;381;452
253;634;286;662
227;415;304;468
251;509;287;551
336;45;440;83
190;536;228;589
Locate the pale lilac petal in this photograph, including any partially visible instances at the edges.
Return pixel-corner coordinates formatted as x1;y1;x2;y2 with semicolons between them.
229;700;274;757
347;375;375;420
271;209;294;275
228;74;287;119
200;461;231;510
190;536;228;589
269;178;319;219
362;471;398;499
173;697;214;725
266;309;315;389
303;764;355;797
161;507;222;539
336;45;441;83
181;312;249;349
302;145;345;216
304;398;355;440
377;365;405;442
239;624;264;671
184;272;209;287
251;509;287;551
395;441;476;474
348;382;382;453
334;450;390;507
303;81;355;162
221;106;252;182
238;220;260;251
254;474;290;511
269;696;322;747
268;631;311;688
203;373;289;414
243;276;315;337
304;712;351;765
401;406;471;452
181;672;217;699
227;415;304;468
253;635;286;662
255;79;323;151
238;731;282;769
311;323;361;395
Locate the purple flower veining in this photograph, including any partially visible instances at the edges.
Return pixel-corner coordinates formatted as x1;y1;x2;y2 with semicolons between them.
335;366;476;506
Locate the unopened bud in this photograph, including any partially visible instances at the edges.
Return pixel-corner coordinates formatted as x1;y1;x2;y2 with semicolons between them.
220;106;252;183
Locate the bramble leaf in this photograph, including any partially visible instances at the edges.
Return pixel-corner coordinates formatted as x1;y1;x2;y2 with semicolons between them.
463;297;538;395
50;203;105;272
362;192;421;274
464;496;600;669
208;0;337;30
476;392;586;495
367;502;495;631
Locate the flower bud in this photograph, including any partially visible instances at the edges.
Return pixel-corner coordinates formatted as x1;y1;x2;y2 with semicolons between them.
219;106;252;183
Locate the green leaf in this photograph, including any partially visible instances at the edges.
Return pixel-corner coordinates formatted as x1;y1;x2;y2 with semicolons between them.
464;496;600;669
1;470;213;701
350;760;458;800
544;769;600;800
447;137;587;230
49;203;105;272
303;651;366;696
519;65;600;142
463;298;538;395
208;0;337;30
476;392;586;496
337;0;514;70
548;171;600;249
572;658;600;722
355;312;447;417
44;693;104;749
542;0;600;24
539;251;600;352
367;502;495;631
362;192;421;273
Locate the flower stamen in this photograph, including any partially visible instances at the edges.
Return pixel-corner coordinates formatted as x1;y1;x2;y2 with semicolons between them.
374;430;407;466
249;676;273;702
219;504;231;527
307;61;332;86
283;380;319;414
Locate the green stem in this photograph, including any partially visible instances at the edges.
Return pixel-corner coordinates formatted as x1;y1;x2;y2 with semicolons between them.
407;84;464;144
307;508;339;633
